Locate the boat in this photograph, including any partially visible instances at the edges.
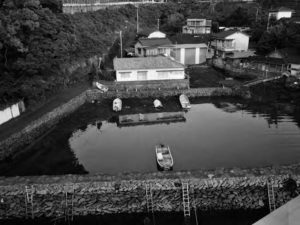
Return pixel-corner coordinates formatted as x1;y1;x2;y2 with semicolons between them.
179;94;191;109
95;82;108;93
153;99;163;108
113;98;122;112
155;144;173;171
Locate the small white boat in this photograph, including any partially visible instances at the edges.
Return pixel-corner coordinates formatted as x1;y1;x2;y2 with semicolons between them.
155;144;173;171
153;99;163;108
113;98;122;112
95;82;108;93
179;94;191;109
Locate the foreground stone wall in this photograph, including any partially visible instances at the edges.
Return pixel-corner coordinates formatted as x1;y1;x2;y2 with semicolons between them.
0;174;299;219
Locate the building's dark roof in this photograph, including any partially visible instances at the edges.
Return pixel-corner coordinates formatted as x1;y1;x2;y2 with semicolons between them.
169;34;210;44
269;7;294;12
269;48;300;64
114;56;184;70
212;30;249;39
137;38;172;48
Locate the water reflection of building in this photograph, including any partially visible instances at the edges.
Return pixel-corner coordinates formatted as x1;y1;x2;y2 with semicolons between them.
118;111;186;127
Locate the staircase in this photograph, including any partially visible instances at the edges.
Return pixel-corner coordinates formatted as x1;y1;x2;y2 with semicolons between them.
64;185;74;222
25;185;34;219
267;180;276;212
182;182;191;217
145;183;154;213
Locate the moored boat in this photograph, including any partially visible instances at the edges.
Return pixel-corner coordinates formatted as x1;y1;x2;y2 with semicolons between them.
95;82;108;93
179;94;191;109
155;144;173;171
113;98;122;112
153;99;163;108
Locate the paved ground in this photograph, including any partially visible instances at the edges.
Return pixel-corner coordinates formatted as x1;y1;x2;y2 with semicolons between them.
0;83;90;142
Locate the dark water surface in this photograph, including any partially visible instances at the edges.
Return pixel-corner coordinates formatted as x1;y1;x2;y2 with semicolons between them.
2;210;267;225
1;98;300;176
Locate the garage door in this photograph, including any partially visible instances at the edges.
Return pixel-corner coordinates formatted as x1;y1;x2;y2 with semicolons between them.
199;48;207;64
185;48;196;65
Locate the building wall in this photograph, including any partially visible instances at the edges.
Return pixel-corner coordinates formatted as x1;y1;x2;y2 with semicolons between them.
226;33;249;51
171;47;207;65
277;11;293;20
291;64;300;76
116;68;185;81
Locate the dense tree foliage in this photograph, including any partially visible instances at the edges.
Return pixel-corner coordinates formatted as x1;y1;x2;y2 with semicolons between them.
256;19;300;53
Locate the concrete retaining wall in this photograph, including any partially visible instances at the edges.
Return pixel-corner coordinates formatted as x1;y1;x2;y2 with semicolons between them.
0;174;299;219
0;92;88;160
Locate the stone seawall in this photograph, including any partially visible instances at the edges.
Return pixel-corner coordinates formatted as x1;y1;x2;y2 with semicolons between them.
0;173;299;219
0;91;87;160
87;87;234;100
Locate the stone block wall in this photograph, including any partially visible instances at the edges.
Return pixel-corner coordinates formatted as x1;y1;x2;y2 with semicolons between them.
0;175;299;219
0;91;87;160
87;87;234;101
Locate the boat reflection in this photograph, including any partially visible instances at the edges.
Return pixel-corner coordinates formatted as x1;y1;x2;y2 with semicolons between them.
117;111;186;127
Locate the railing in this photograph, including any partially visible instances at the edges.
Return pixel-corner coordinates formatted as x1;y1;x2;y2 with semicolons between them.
62;0;167;14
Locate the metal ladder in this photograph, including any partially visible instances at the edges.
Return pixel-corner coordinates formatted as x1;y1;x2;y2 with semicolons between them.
25;185;34;219
267;180;276;212
145;183;154;213
182;182;191;217
64;185;74;222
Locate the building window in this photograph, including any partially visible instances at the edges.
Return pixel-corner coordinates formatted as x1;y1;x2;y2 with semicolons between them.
119;72;131;79
137;71;148;80
157;71;169;79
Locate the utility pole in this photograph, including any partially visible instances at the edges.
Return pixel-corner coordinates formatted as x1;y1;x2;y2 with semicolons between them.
255;7;259;23
136;6;139;34
157;18;160;30
120;31;123;58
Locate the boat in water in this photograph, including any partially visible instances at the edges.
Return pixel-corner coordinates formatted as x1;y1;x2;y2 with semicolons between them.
179;94;191;109
95;82;108;93
153;99;163;108
155;144;173;171
113;98;122;112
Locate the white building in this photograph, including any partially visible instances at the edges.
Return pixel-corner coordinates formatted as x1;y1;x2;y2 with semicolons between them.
148;31;166;39
113;56;185;82
182;18;212;34
171;43;208;65
269;7;294;20
210;30;249;58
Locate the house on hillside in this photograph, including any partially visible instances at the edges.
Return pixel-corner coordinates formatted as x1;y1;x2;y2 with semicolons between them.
113;56;188;87
268;48;300;76
169;34;209;65
134;37;172;57
268;7;294;21
182;18;212;34
210;30;250;58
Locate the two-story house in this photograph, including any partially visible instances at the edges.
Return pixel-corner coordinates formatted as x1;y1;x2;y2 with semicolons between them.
210;30;249;58
182;18;212;34
268;48;300;76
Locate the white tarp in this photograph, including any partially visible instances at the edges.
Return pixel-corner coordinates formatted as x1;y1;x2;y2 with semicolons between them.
157;152;163;160
11;103;20;118
0;107;13;125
